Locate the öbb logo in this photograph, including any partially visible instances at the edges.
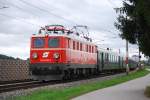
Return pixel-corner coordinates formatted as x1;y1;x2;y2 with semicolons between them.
42;52;49;58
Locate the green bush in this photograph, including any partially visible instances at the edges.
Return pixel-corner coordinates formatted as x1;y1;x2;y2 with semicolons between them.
145;86;150;97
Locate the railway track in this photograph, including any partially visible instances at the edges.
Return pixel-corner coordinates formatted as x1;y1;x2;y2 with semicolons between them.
0;79;68;93
0;81;42;93
0;71;124;93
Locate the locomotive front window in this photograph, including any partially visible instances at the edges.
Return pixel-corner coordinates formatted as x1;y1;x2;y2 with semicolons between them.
33;38;45;48
48;38;59;47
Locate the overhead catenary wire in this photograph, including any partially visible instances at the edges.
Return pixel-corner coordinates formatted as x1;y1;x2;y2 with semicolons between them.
19;0;77;25
1;0;77;26
0;13;41;27
0;0;55;26
0;0;42;27
0;0;120;38
40;0;119;36
0;0;78;32
97;0;121;39
107;0;119;9
0;0;39;17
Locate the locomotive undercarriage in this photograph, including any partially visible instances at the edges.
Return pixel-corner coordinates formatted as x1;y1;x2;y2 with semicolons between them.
30;63;128;81
30;63;98;81
30;63;64;81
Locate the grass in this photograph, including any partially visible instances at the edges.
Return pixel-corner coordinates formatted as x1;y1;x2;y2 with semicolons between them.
9;69;150;100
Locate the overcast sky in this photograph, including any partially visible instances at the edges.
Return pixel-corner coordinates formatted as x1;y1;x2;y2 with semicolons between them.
0;0;141;59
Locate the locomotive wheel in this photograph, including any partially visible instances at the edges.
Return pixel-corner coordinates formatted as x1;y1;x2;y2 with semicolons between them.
63;70;72;80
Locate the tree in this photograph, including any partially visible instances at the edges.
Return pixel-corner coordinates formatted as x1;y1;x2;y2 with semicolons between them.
115;0;150;56
0;54;15;59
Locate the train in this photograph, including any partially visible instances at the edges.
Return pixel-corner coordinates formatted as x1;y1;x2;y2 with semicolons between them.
29;25;138;81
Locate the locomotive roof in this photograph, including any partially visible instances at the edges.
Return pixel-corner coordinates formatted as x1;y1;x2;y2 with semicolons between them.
32;33;96;46
32;34;124;57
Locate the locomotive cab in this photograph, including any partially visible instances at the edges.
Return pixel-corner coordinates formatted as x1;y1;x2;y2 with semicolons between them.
30;36;66;63
30;25;69;81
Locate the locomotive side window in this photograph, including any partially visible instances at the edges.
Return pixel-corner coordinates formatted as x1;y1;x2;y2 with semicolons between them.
93;46;95;53
89;45;91;53
73;41;75;50
48;38;59;48
68;38;71;48
33;38;45;48
80;43;82;51
94;46;97;53
86;45;88;52
92;46;94;53
68;39;70;48
77;42;79;50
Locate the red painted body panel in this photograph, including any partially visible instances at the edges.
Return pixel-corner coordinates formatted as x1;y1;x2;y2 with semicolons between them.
69;50;97;64
30;50;66;64
30;35;97;65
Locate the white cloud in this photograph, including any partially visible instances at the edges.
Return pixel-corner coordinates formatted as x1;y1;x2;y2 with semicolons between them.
0;46;29;59
0;0;143;60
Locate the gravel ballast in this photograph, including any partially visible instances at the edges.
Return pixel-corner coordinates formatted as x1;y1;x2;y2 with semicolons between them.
0;73;125;100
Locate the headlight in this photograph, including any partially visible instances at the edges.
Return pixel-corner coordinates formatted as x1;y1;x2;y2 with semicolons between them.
32;52;38;59
53;53;60;59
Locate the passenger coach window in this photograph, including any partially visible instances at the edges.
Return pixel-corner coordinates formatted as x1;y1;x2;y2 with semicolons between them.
48;38;59;47
33;38;45;48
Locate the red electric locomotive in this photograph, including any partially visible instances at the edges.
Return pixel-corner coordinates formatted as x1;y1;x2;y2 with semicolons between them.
30;25;97;81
